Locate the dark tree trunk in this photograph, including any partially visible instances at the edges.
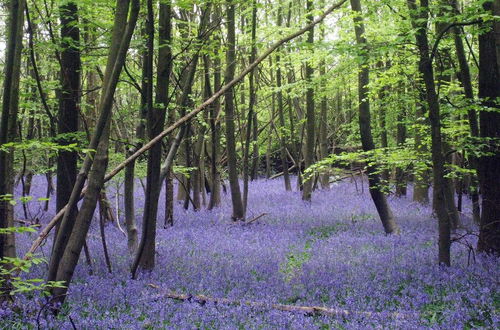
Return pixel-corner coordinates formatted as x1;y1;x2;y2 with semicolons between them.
477;0;500;255
243;0;258;211
225;0;245;221
350;0;399;234
407;0;451;265
55;1;81;250
133;0;174;272
49;0;140;306
208;40;223;210
395;109;407;196
451;0;480;223
0;1;24;295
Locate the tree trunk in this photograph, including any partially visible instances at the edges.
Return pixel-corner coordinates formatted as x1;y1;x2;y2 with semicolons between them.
477;0;500;255
133;0;174;272
208;40;223;209
302;0;315;202
350;0;399;234
225;0;245;221
55;1;81;251
49;0;140;306
407;0;451;265
395;109;407;196
451;0;480;223
0;0;24;299
276;5;291;191
413;88;430;204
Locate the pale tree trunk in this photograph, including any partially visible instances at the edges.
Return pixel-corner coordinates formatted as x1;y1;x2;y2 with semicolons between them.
350;0;399;234
208;46;223;209
318;59;329;190
302;0;315;202
413;88;430;204
276;4;291;191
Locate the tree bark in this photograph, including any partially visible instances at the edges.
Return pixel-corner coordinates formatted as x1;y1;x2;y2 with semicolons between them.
276;4;291;191
0;0;25;299
302;0;315;202
49;0;140;307
451;0;480;224
407;0;451;265
55;1;81;252
225;0;245;220
477;0;500;255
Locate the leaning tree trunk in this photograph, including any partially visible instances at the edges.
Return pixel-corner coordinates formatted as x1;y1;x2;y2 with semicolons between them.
477;0;500;255
350;0;399;234
0;0;25;301
407;0;451;265
49;0;140;307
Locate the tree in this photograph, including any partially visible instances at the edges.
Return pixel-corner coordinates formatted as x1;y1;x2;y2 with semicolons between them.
224;0;245;221
407;0;452;265
477;0;500;255
55;1;81;252
302;0;316;202
350;0;399;234
0;0;25;300
48;0;141;307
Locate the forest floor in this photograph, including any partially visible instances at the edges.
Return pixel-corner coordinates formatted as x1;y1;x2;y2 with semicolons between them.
2;176;499;329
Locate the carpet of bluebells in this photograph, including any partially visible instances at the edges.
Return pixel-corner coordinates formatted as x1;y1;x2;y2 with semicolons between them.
1;176;499;329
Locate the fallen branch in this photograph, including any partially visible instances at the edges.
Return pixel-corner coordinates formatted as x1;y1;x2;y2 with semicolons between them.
145;285;418;319
23;0;348;260
244;213;268;225
269;166;297;180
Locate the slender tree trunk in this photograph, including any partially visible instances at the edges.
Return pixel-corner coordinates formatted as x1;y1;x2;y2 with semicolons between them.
350;0;399;234
242;0;258;212
451;0;480;223
318;59;329;190
477;0;500;255
407;0;451;265
302;0;315;202
276;5;291;191
413;88;430;204
208;35;223;210
395;108;407;196
225;0;245;220
134;0;173;272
